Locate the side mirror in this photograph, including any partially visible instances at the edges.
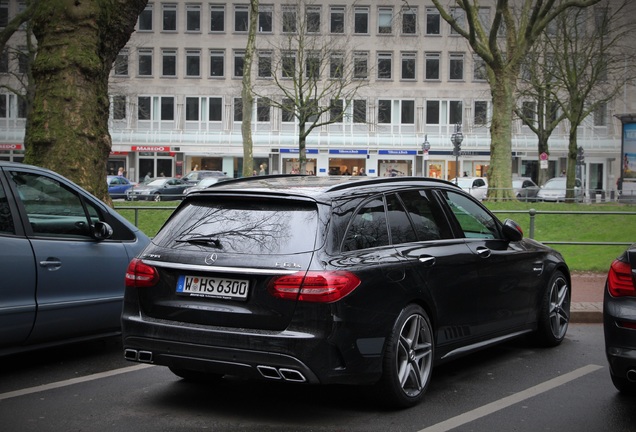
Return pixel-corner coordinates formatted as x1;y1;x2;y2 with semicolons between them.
502;219;523;242
92;221;114;241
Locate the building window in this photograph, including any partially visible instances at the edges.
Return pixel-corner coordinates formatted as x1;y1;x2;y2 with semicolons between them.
378;7;393;34
112;95;126;120
0;94;6;118
377;52;392;80
330;99;344;122
353;99;366;123
282;51;296;78
209;50;224;77
138;96;151;120
0;2;8;28
401;100;415;124
473;55;487;81
234;97;242;121
426;8;440;35
161;49;176;77
209;97;222;121
401;52;416;80
402;7;417;34
450;8;465;35
354;7;368;34
449;53;464;80
162;4;177;32
305;52;320;79
186;50;201;77
259;5;273;33
378;100;392;124
114;49;128;76
257;98;271;122
17;96;26;118
425;52;440;80
185;97;199;121
235;5;249;32
210;5;225;32
138;49;153;76
282;98;295;122
522;101;536;125
0;49;8;74
354;52;368;79
186;4;201;32
138;4;153;31
306;6;321;33
426;100;440;124
17;47;28;74
474;101;488;125
282;5;297;33
330;52;344;79
234;50;244;77
161;96;175;121
449;100;463;124
258;51;272;78
330;6;345;34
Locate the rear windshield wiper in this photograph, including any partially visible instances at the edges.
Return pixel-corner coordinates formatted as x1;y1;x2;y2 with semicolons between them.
176;235;223;248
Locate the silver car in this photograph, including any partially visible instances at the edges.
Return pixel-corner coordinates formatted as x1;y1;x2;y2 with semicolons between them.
537;177;583;202
0;161;150;355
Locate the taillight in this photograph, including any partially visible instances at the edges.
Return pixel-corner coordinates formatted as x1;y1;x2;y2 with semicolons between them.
269;271;361;303
125;258;159;288
607;259;636;297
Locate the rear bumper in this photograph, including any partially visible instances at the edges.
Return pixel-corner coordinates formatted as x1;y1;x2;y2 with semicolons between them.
603;294;636;378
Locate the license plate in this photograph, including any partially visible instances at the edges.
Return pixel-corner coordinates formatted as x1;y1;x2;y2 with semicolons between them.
176;275;249;300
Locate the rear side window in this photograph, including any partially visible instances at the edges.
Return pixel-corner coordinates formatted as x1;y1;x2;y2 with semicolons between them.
154;199;319;254
342;196;389;251
396;190;447;241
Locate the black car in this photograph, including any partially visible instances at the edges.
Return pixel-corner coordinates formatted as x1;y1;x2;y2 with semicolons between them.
603;244;636;395
126;177;189;201
122;175;571;408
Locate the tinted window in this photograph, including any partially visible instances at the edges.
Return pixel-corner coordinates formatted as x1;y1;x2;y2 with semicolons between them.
397;190;447;241
386;194;416;245
343;196;389;251
0;180;15;234
154;199;319;254
9;171;97;238
442;190;500;239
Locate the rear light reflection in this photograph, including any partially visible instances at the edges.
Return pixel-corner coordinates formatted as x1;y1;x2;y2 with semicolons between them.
125;258;159;288
607;259;636;297
269;271;361;303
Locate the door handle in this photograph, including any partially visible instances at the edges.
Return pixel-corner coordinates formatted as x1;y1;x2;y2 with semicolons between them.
39;258;62;270
476;247;491;258
418;256;436;267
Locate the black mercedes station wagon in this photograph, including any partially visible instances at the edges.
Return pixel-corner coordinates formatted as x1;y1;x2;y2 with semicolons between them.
122;176;571;408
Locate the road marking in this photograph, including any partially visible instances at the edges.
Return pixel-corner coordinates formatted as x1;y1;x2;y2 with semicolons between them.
0;364;153;401
418;364;603;432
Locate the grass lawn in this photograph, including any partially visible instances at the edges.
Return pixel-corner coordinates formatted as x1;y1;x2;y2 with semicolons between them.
114;200;636;273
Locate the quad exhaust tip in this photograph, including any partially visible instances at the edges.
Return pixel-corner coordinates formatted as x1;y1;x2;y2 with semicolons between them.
124;349;153;363
257;365;306;383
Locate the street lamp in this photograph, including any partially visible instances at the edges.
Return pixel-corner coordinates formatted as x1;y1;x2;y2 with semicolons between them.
422;135;430;177
451;123;463;184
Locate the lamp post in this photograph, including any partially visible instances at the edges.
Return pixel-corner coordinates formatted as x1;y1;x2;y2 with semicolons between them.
451;123;463;184
422;135;430;177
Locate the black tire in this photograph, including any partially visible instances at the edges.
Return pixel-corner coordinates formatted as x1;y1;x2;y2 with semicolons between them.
169;367;223;383
376;304;434;409
610;372;636;396
534;271;570;347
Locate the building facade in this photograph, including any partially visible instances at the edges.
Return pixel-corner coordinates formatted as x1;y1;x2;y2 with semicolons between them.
1;0;634;195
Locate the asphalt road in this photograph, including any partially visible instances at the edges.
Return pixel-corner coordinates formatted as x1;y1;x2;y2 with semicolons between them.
0;324;634;432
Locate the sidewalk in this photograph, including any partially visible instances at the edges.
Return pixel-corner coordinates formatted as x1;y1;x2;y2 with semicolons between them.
570;271;606;324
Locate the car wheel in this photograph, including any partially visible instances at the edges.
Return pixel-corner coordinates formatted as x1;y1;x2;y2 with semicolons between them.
169;367;223;382
610;372;636;395
534;271;570;347
376;304;434;408
153;193;161;202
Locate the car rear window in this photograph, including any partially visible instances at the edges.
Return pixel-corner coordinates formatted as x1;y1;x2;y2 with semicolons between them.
153;198;320;254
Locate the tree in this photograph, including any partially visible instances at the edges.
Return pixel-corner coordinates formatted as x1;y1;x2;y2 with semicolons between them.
430;0;601;201
241;0;259;178
0;0;148;203
250;0;367;175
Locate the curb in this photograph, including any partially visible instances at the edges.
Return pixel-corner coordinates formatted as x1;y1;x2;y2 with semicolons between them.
571;302;603;324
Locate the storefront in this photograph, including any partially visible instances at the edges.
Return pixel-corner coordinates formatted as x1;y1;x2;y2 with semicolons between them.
328;149;368;175
280;148;318;175
0;144;24;162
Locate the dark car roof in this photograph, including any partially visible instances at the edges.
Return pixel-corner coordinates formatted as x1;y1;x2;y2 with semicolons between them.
186;175;461;203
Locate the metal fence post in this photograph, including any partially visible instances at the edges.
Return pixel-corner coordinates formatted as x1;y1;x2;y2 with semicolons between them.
529;208;536;239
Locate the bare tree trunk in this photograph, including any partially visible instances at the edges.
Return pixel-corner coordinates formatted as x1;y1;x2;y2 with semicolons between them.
241;0;258;178
23;0;147;203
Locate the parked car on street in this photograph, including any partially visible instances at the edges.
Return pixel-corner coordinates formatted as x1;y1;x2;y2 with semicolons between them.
537;177;583;202
126;177;189;201
512;177;540;201
0;161;150;356
450;176;488;201
183;175;232;196
603;244;636;395
182;170;229;185
122;175;571;408
107;175;135;199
